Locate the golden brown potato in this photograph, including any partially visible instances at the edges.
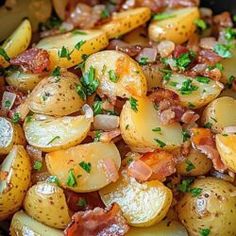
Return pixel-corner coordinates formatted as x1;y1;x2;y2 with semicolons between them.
176;177;236;236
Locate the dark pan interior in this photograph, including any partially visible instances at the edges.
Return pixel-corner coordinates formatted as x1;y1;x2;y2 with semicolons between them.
201;0;236;14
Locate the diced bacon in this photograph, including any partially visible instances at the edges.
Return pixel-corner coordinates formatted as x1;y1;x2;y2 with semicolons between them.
198;49;222;66
213;11;233;28
173;45;189;58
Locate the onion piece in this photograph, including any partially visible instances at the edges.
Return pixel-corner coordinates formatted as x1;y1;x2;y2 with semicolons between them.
99;129;121;143
200;37;217;50
223;126;236;134
157;40;175;58
82;104;94;120
135;47;158;63
102;159;119;182
1;91;16;114
93;114;119;131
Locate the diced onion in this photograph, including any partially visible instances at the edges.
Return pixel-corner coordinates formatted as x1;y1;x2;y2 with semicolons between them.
82;104;94;119
93;114;119;131
1;91;16;114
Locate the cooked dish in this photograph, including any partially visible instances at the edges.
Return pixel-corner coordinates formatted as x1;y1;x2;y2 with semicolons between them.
0;0;236;235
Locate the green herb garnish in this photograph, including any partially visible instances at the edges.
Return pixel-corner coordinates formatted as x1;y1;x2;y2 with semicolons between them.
0;48;10;62
72;30;87;35
139;57;149;65
196;76;210;84
101;8;110;19
108;70;119;83
47;176;60;186
92;101;103;115
185;160;196;172
182;130;190;142
152;127;162;132
194;19;207;30
12;112;20;123
52;66;61;77
154;138;166;148
224;27;236;41
58;46;71;60
66;169;77;187
153;13;176;21
204;122;212;129
94;130;102;142
175;52;195;71
178;79;198;95
77;198;87;207
79;161;91;173
200;228;210;236
190;187;202;197
47;136;60;145
208;63;224;71
178;178;194;192
76;84;86;101
129;97;138;112
75;40;86;50
33;160;43;171
214;44;232;58
4;100;11;108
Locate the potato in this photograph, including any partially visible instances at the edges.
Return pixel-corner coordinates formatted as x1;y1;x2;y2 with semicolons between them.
0;145;31;220
10;210;63;236
0;117;25;155
163;74;223;109
24;182;70;229
29;70;85;116
24;114;92;152
120;96;183;150
99;172;172;227
176;177;236;236
148;7;199;44
99;7;151;39
36;30;108;69
45;142;121;192
84;50;147;98
176;148;212;176
216;134;236;173
201;97;236;133
0;19;32;67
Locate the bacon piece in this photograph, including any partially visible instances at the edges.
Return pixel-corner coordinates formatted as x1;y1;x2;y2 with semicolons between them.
213;11;233;28
181;110;199;124
5;86;26;107
168;0;199;7
198;49;222;66
64;203;129;236
172;45;189;58
10;48;50;74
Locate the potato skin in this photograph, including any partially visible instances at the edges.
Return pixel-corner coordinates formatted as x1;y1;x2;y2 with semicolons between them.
176;177;236;236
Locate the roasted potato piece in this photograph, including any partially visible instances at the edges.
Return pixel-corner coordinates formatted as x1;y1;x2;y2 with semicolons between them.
99;173;172;227
177;177;236;236
0;19;32;67
84;50;147;98
0;146;31;220
100;7;151;39
24;114;92;152
0;117;25;155
46;142;121;192
164;74;223;109
216;134;236;173
24;182;70;229
201;97;236;133
120;96;183;150
29;70;85;116
36;30;108;69
10;210;63;236
148;7;199;44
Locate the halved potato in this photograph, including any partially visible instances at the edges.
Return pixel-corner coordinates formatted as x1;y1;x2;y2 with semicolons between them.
164;74;223;109
99;7;151;39
0;19;32;67
120;96;183;150
24;114;92;152
0;117;25;155
29;70;85;116
99;172;172;227
10;210;63;236
85;50;147;98
45;142;121;192
0;145;31;220
24;182;70;229
36;30;108;69
148;7;199;44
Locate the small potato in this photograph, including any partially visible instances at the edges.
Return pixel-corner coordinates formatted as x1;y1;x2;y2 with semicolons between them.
120;96;183;150
23;182;70;229
99;172;172;227
164;74;223;109
201;97;236;133
0;117;25;155
176;177;236;236
100;7;151;39
29;70;85;116
216;134;236;173
176;148;212;176
36;30;108;69
84;50;147;98
148;7;199;44
45;142;121;192
10;210;63;236
24;114;92;152
0;145;31;220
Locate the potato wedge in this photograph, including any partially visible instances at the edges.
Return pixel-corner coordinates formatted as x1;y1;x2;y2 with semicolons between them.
45;142;121;192
0;117;25;155
0;19;32;67
99;172;172;227
216;134;236;173
99;7;151;39
148;7;199;44
29;70;85;116
24;114;92;152
163;74;223;109
0;145;31;220
24;182;70;229
36;30;108;69
10;210;63;236
85;50;147;98
120;96;183;150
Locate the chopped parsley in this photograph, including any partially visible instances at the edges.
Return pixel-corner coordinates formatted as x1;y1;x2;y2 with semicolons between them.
152;127;162;133
42;92;51;101
174;52;195;71
0;48;10;62
101;8;110;19
129;97;138;112
200;228;210;236
79;161;91;173
125;124;129;130
185;160;195;172
159;68;172;81
169;81;178;87
213;44;232;58
33;160;43;171
4;100;11;108
153;13;175;21
76;84;86;101
77;198;87;207
126;157;133;165
224;27;236;41
204;122;212;129
194;19;207;30
58;46;71;60
178;178;194;193
12;112;20;123
47;176;60;186
210;117;217;122
178;79;198;95
154;138;166;148
188;102;195;109
208;63;224;71
190;187;202;197
39;16;61;31
195;76;210;84
92;101;103;115
182;130;191;142
47;136;60;145
72;30;87;35
52;66;61;77
75;40;86;50
67;169;77;187
108;70;119;83
139;57;149;65
25;115;33;123
228;75;235;86
94;130;102;142
75;54;88;70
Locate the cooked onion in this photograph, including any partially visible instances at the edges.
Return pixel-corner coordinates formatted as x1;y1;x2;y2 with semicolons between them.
200;37;217;50
136;47;158;63
93;114;119;131
82;104;94;119
223;126;236;134
1;91;16;114
157;40;175;58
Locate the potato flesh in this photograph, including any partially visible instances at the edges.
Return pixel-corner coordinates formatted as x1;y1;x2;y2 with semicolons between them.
164;74;223;109
120;97;183;150
84;50;147;98
45;142;121;192
148;7;199;44
99;173;173;227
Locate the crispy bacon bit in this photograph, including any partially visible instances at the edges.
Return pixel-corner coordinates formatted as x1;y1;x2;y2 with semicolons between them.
173;45;189;58
198;49;222;66
64;203;129;236
181;110;200;124
10;48;50;74
213;11;233;28
134;0;166;12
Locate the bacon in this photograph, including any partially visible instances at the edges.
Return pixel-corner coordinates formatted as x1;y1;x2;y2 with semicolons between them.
213;11;233;28
64;203;129;236
181;110;199;124
198;49;222;66
172;45;189;58
5;86;26;107
167;0;199;8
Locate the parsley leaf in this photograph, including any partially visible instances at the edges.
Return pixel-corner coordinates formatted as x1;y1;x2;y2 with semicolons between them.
214;44;232;58
33;160;43;171
75;40;86;50
75;54;88;70
200;228;210;236
190;187;202;197
185;160;195;172
182;130;190;142
175;52;195;71
47;136;60;145
52;66;61;77
67;169;77;187
139;57;149;65
195;76;210;84
76;84;86;101
224;27;236;41
178;79;198;95
188;102;195;109
72;30;87;35
154;138;166;148
0;48;10;62
47;176;60;186
40;16;61;31
159;69;172;82
194;19;207;30
129;97;138;112
152;127;162;132
178;178;194;192
108;70;119;83
208;63;224;71
79;161;91;173
4;100;11;108
153;13;175;21
77;198;87;207
12;112;20;123
92;101;103;115
204;122;212;129
101;8;110;19
58;46;71;60
94;130;102;142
